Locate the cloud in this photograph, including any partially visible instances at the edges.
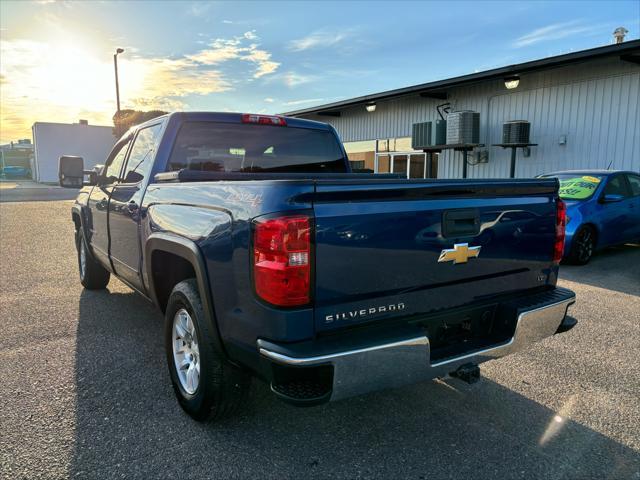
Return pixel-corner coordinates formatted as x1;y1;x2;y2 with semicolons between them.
283;98;324;106
513;20;593;48
244;30;258;40
188;33;279;78
288;29;352;52
273;71;315;88
0;32;279;142
263;97;275;103
187;2;213;17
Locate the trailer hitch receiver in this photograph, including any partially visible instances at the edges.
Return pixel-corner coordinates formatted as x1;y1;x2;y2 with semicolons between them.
450;363;480;384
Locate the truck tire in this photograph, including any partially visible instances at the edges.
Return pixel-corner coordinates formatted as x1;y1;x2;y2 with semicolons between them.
76;229;110;289
566;225;596;265
165;278;251;421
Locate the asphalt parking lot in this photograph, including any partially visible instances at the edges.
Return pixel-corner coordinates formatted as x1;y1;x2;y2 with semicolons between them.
1;199;639;480
0;180;79;202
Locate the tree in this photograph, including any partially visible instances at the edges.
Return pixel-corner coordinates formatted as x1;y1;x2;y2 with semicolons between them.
112;109;168;138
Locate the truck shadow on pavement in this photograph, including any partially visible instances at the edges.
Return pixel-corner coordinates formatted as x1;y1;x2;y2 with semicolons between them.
71;288;639;479
560;243;640;296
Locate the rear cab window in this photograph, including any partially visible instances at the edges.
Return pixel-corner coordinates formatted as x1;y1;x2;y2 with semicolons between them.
167;122;347;174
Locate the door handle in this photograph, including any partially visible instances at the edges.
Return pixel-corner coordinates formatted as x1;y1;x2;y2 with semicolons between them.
127;201;139;213
442;209;481;237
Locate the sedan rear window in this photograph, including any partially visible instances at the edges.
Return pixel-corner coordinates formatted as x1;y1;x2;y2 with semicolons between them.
167;121;347;173
543;174;603;200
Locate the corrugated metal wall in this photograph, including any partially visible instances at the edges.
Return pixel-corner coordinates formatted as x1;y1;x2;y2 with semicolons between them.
301;57;640;178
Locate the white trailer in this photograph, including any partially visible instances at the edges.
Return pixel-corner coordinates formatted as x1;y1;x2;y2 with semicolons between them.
31;121;116;183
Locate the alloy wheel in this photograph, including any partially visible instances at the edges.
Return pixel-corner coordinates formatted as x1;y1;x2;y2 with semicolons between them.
79;240;86;279
577;228;594;262
172;308;201;395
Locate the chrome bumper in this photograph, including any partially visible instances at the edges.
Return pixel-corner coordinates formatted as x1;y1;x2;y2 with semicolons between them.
259;288;575;402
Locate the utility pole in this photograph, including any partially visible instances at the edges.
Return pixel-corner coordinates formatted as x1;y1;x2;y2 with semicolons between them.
113;48;124;112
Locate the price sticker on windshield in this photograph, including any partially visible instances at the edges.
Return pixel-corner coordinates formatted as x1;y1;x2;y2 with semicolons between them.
558;177;600;200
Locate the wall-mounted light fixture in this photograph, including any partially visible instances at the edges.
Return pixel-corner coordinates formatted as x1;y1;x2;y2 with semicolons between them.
504;75;520;90
365;102;376;112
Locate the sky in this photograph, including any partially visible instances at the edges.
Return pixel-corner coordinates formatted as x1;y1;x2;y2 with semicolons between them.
1;0;639;143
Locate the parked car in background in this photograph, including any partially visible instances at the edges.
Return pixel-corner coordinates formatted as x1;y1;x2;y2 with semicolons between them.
1;165;31;179
539;170;640;264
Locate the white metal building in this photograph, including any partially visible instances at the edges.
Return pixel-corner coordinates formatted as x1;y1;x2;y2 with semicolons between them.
285;40;640;179
31;121;116;183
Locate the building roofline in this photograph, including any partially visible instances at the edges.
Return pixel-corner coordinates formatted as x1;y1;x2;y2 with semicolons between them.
32;121;113;128
283;39;640;116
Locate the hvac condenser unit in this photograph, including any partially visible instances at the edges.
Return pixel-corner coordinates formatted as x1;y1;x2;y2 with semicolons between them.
502;120;531;144
446;111;480;145
434;119;447;145
411;121;433;149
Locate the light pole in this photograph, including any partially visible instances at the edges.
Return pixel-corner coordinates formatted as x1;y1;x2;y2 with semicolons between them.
113;48;124;112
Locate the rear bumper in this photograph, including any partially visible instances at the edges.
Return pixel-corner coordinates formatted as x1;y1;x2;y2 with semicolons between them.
258;287;575;403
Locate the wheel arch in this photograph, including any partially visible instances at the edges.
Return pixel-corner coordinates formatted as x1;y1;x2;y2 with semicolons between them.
71;204;100;261
145;232;228;359
72;209;81;231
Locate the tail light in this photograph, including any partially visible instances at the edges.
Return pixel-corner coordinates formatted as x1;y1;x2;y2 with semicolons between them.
242;114;286;126
553;198;567;264
253;214;311;306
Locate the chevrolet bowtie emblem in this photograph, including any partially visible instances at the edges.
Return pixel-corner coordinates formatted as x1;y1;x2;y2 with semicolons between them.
438;243;481;264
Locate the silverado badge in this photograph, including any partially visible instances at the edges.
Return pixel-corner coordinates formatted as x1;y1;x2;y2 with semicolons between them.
438;243;481;265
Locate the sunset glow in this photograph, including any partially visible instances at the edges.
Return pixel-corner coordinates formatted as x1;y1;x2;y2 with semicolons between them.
1;1;638;144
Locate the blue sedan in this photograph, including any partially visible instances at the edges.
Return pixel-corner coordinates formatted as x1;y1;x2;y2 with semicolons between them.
540;170;640;264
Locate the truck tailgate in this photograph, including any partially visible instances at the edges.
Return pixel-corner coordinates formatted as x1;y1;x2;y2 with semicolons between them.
312;179;559;332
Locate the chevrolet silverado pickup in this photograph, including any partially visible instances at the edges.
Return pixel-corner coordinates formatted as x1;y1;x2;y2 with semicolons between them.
59;112;576;421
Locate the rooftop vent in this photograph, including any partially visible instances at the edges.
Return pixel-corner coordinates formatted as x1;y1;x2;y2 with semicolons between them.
613;27;628;44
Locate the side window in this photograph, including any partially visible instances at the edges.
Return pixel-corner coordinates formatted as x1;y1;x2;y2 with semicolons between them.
626;174;640;196
104;140;131;181
121;123;163;184
603;175;630;197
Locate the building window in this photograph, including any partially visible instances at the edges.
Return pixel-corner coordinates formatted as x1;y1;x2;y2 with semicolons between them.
376;137;412;153
350;160;366;171
343;137;437;178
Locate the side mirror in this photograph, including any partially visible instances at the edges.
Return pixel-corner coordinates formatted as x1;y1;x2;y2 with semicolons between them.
58;156;97;188
601;193;625;203
91;164;105;185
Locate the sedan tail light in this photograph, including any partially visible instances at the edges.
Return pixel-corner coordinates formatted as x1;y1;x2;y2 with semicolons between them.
553;198;567;264
253;214;311;306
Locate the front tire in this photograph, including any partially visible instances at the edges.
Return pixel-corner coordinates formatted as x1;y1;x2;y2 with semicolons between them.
165;279;251;421
76;229;110;289
566;225;596;265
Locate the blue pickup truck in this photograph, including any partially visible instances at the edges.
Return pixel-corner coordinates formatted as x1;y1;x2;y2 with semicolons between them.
59;112;576;421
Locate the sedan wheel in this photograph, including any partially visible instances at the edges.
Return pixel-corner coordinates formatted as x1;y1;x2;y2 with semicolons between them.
569;226;595;265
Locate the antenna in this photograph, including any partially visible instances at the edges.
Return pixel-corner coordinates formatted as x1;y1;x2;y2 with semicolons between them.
606;160;613;170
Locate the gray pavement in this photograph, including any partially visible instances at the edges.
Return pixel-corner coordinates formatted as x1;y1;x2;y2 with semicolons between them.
0;180;79;202
0;200;639;479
